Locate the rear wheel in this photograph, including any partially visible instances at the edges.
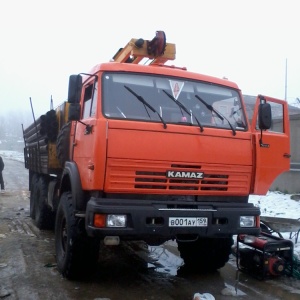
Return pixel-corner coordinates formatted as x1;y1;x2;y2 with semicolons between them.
30;173;39;219
55;192;100;279
178;237;233;272
34;175;54;230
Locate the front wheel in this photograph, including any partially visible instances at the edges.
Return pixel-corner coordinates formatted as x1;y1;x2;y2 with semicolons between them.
55;192;100;279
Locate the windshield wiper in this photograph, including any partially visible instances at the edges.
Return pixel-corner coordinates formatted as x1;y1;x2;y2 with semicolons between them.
195;94;236;136
162;90;204;132
124;85;167;129
195;95;224;121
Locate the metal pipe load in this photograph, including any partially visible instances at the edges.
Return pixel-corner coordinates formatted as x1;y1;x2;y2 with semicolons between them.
23;109;58;145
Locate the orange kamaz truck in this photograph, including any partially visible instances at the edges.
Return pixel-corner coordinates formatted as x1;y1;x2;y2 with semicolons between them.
23;31;291;279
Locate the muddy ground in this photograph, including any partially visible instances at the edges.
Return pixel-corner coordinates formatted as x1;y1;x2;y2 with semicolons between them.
1;158;300;300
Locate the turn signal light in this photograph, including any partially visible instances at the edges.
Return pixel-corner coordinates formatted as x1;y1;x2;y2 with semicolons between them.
94;214;106;228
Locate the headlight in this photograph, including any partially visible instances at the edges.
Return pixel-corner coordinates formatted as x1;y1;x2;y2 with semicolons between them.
107;214;127;227
240;216;255;227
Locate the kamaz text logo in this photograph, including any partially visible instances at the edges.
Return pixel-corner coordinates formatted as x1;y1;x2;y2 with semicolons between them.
166;171;204;179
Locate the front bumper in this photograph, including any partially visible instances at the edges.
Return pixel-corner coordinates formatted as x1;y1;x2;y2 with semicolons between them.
85;197;260;240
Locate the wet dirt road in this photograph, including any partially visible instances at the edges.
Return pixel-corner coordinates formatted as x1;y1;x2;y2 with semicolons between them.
1;158;300;300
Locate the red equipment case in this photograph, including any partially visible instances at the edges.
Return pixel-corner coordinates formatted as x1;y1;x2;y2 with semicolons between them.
237;232;293;280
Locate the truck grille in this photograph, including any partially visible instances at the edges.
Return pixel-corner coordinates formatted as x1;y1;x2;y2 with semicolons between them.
135;169;228;191
106;159;250;194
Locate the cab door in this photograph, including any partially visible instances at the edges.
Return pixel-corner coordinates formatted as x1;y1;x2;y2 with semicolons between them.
73;80;98;190
251;95;291;194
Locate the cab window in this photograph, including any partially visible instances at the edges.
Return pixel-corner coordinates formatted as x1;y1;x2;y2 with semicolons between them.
83;82;97;118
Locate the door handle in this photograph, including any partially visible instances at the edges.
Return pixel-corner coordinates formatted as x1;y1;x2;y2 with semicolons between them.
88;163;95;170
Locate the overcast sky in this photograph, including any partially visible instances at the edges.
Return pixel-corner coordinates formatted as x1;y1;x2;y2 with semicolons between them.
1;0;299;120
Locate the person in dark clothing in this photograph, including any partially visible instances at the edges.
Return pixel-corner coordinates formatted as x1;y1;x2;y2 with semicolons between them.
0;156;4;192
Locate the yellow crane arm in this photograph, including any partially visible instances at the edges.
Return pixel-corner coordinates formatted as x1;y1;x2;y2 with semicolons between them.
112;31;176;65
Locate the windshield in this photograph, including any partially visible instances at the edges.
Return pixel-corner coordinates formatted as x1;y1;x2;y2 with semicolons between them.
102;72;247;131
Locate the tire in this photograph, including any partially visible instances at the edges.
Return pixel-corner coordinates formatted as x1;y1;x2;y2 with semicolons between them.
56;122;71;167
34;175;54;230
178;237;233;272
30;173;39;219
55;192;100;279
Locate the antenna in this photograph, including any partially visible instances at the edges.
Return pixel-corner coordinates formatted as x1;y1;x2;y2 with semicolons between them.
50;95;54;110
284;58;288;101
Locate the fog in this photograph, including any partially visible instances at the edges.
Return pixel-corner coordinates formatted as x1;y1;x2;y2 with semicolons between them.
1;0;299;133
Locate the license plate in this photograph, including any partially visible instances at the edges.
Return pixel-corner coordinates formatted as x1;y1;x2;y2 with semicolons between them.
169;217;208;227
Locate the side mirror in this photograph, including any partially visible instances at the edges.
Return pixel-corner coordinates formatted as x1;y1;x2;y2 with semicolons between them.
258;102;272;130
68;103;81;121
68;75;82;103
